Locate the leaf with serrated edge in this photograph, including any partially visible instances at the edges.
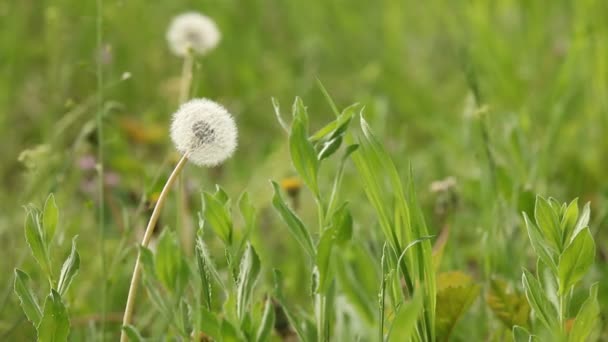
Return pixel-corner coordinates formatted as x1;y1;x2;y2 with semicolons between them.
14;269;42;326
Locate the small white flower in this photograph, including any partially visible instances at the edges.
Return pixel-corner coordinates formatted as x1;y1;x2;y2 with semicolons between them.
170;98;237;166
166;12;221;57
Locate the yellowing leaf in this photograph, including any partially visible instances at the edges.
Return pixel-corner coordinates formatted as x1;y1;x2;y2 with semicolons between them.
486;278;530;329
435;271;480;341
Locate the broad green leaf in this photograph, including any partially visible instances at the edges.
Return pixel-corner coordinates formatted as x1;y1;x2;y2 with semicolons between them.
560;199;578;246
155;230;189;295
487;278;530;329
289;98;319;196
558;227;595;294
57;236;80;296
270;181;315;258
569;283;599;342
435;271;480;340
534;196;562;251
42;194;58;243
236;244;261;322
221;319;243;342
523;213;557;272
199;307;222;340
138;246;156;280
203;192;233;245
14;269;42;326
255;296;276;342
122;324;144;342
38;290;70;342
330;203;353;245
214;185;231;205
138;246;172;318
513;325;538;342
521;269;557;330
24;207;53;279
388;292;423;342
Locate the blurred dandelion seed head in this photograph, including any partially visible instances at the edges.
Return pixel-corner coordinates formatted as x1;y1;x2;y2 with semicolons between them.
170;98;237;166
166;12;221;57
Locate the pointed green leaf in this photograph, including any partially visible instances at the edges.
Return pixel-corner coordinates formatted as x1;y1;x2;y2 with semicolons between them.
572;202;590;242
255;296;276;342
43;194;58;243
38;290;70;342
155;230;189;295
534;196;562;251
568;283;599;342
289;99;319;196
560;199;578;246
558;227;595;294
57;236;80;296
521;269;557;330
236;244;261;322
315;227;336;294
523;212;558;272
388;292;423;342
203;192;233;245
24;207;53;279
14;269;42;326
122;324;144;342
270;181;315;258
513;325;538;342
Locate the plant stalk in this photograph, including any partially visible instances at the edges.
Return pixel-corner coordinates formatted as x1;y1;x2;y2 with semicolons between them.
120;154;189;342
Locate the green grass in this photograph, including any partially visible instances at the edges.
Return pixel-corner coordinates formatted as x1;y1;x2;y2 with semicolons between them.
1;0;607;340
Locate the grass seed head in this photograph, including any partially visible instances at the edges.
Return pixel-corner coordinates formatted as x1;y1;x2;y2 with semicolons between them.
166;12;221;57
170;98;237;167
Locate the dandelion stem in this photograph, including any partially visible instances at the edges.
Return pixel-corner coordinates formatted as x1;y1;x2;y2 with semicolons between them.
120;154;189;342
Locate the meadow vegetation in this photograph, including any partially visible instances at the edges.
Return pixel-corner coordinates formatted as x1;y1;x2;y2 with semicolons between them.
1;1;607;341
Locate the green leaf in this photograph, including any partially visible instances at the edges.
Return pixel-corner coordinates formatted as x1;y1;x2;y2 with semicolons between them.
568;283;599;342
271;97;289;132
57;236;80;296
560;199;578;246
486;278;530;329
512;325;538;342
199;307;222;340
203;192;233;245
523;213;558;272
221;319;243;342
521;269;557;330
558;227;595;294
42;194;58;243
155;230;189;295
310;103;357;143
24;207;53;279
317;135;343;161
236;244;261;322
435;272;480;340
195;237;213;310
37;290;70;342
14;269;42;326
534;196;562;251
270;181;315;258
571;202;590;241
122;324;145;342
289;99;319;196
388;292;423;342
315;227;336;294
329;203;353;245
255;296;276;342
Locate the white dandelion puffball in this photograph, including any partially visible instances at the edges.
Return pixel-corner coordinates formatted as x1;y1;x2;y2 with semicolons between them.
166;12;221;57
170;99;237;166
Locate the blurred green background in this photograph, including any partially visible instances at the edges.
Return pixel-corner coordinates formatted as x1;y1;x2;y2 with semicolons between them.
1;0;607;340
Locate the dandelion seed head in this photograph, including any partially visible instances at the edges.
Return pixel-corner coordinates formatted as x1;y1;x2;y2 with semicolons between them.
170;98;237;166
166;12;221;57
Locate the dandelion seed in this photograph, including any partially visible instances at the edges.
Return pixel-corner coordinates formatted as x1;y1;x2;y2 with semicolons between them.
170;98;237;166
166;12;221;57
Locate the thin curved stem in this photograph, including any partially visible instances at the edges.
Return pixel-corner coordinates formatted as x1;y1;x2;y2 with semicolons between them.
120;154;189;342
